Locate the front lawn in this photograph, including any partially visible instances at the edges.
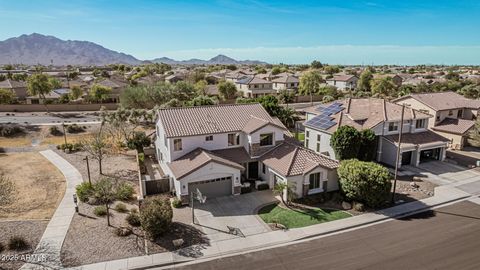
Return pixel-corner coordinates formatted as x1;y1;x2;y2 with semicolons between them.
258;203;351;229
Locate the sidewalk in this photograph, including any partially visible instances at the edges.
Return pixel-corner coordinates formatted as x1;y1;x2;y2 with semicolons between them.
72;185;471;270
21;150;84;270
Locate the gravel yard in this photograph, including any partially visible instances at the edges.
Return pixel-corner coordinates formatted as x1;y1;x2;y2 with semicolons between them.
0;220;48;270
61;199;208;267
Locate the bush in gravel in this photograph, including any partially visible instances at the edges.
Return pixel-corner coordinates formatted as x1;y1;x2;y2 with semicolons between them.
8;236;29;250
171;197;182;208
140;196;173;238
115;202;128;213
76;182;94;202
338;159;391;208
126;212;141;227
353;202;365;212
57;142;82;153
0;124;24;137
116;182;134;201
94;205;108;216
49;126;63;136
115;227;132;237
66;123;85;133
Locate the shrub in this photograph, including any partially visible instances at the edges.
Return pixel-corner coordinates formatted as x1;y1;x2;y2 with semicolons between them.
257;183;269;191
116;182;134;201
58;142;82;153
353;202;365;212
66;124;85;133
49;126;63;136
127;131;152;151
126;212;141;227
0;124;24;137
338;159;391;208
330;126;361;160
140;196;173;238
115;227;132;237
114;203;128;213
94;205;108;216
76;182;94;202
8;236;29;250
171;197;182;208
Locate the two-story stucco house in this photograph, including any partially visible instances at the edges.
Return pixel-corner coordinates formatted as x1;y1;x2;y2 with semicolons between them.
155;104;339;203
303;98;450;168
325;75;358;91
271;75;299;92
235;76;276;98
394;92;480;150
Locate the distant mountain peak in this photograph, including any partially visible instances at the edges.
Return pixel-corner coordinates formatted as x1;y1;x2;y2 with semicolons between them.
151;54;267;65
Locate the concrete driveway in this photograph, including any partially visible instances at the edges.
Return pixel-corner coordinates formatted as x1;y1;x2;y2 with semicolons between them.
193;190;278;242
408;161;480;195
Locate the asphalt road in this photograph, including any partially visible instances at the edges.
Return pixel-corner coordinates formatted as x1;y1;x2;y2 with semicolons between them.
168;201;480;270
0;111;101;125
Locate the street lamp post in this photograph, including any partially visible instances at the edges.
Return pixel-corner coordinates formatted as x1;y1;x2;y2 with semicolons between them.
391;104;405;204
83;156;92;185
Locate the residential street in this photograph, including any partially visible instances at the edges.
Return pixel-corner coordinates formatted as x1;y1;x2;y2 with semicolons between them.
168;201;480;270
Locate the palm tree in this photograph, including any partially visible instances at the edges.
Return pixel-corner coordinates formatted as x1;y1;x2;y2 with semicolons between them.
273;182;296;206
277;107;299;128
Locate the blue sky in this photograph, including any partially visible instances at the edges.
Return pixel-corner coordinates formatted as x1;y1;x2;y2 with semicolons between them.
1;0;480;64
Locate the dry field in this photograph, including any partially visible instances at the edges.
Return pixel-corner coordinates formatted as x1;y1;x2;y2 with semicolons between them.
0;125;92;148
0;152;66;220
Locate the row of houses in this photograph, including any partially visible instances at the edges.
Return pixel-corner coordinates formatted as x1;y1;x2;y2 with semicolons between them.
149;91;480;202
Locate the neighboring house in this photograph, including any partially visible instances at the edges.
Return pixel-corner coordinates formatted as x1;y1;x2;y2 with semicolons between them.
235;76;276;98
272;75;299;91
373;74;403;87
155;103;339;202
303;98;449;168
26;88;70;104
95;78;128;102
394;92;480;149
0;79;28;100
325;75;358;91
225;70;249;82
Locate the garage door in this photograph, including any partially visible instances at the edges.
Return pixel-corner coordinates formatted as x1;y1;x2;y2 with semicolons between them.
420;148;441;163
189;176;232;198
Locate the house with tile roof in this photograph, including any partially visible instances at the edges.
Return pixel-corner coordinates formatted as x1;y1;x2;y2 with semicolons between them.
155;103;339;203
0;79;27;100
303;98;449;168
235;76;276;98
325;74;358;91
271;74;299;91
394;91;480;149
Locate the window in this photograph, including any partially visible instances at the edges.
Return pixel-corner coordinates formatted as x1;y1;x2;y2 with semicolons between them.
305;139;309;148
309;173;321;190
173;138;182;151
228;133;240;146
436;114;440;121
448;110;453;116
317;134;321;141
205;135;213;141
316;143;320;152
458;109;463;118
262;162;266;174
415;119;426;129
388;122;398;132
260;133;274;146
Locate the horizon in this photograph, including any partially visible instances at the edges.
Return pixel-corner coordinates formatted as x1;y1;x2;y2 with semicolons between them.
1;0;480;65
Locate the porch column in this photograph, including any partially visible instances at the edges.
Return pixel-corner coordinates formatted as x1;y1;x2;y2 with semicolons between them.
441;147;447;161
415;149;421;166
376;137;383;162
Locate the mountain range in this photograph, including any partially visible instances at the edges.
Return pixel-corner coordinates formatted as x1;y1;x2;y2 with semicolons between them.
0;33;266;66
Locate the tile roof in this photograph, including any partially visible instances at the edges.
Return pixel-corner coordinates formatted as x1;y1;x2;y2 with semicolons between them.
261;142;339;177
236;76;271;85
395;91;480;111
158;103;287;138
432;118;475;135
271;75;299;83
384;130;450;149
327;75;357;82
168;148;245;180
0;79;26;89
304;98;431;133
211;147;252;164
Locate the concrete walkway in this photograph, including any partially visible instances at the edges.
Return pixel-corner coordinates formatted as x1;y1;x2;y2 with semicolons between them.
21;150;83;270
71;184;471;270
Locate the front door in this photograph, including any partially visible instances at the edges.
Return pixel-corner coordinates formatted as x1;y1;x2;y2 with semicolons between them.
401;151;412;165
248;162;258;179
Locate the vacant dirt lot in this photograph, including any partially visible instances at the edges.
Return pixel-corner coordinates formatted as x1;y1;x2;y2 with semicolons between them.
0;152;66;220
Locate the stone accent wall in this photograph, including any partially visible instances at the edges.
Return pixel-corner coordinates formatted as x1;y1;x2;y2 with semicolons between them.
250;140;283;157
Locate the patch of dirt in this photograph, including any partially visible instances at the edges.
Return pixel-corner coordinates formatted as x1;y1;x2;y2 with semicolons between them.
0;220;48;270
0;152;66;220
393;176;437;203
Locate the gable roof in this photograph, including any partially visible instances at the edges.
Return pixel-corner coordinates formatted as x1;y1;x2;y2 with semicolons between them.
432;118;475;135
326;75;358;82
304;98;431;133
0;79;26;89
394;91;480;111
384;130;450;149
168;148;244;180
236;76;271;85
271;75;299;83
261;142;339;177
158;103;288;138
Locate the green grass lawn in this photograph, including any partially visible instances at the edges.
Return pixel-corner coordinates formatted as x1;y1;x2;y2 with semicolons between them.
258;203;351;229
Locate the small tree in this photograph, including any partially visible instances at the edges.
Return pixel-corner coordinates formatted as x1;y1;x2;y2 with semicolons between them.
310;60;323;69
187;95;218;106
93;178;117;226
89;84;112;103
273;182;296;205
69;86;83;100
126;131;152;152
217;80;237;100
277;89;295;107
0;174;16;210
357;68;373;92
371;77;397;98
299;70;324;105
330;126;361;160
337;159;391;208
358;129;377;161
140;196;173;238
0;89;15;104
27;73;53;110
81;128;110;175
194;80;208;96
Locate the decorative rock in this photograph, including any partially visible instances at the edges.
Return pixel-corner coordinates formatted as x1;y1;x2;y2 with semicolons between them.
341;201;352;210
353;202;365;212
172;238;184;248
410;182;419;188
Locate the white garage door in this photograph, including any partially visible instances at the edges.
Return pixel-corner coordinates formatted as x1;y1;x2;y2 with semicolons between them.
189;176;232;198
